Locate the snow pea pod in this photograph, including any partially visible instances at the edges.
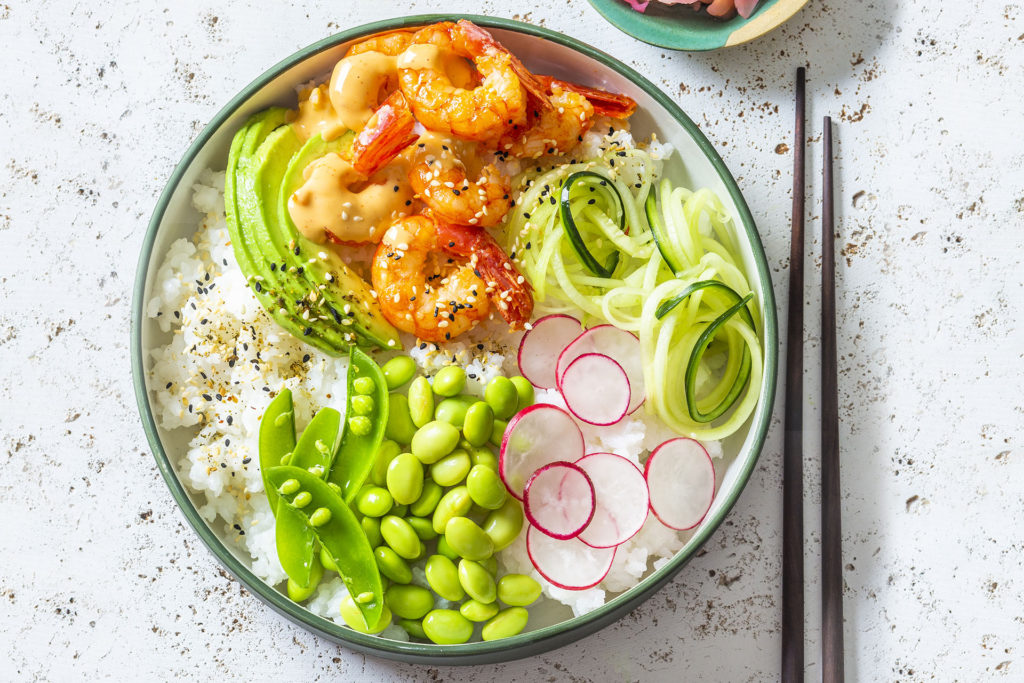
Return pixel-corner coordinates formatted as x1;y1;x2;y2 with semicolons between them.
266;465;384;629
328;347;389;502
275;406;342;587
258;389;295;514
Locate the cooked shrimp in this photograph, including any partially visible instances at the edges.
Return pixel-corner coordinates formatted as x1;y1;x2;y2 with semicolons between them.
498;82;595;159
435;218;534;329
372;214;534;340
350;95;514;226
498;77;638;158
345;30;415;58
406;133;512;227
372;215;490;342
397;21;547;143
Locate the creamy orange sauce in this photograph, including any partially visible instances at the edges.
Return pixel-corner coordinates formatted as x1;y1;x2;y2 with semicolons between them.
287;153;413;244
329;51;398;131
396;44;475;88
289;84;348;143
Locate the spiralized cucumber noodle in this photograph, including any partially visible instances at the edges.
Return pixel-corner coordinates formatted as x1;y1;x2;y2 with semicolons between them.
501;143;763;440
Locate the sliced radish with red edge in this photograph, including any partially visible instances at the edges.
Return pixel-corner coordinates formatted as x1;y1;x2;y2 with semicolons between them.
517;314;582;389
560;353;630;425
556;325;645;414
644;438;716;530
499;404;585;499
523;461;596;539
575;453;649;548
526;525;616;590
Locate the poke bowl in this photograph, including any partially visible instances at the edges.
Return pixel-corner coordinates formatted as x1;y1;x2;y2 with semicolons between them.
131;14;778;664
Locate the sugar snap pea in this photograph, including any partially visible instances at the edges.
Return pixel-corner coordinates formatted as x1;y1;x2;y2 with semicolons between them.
275;406;341;587
266;465;383;628
327;348;389;502
258;389;295;514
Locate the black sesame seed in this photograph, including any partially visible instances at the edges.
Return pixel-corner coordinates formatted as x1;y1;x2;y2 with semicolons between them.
254;282;262;292
202;394;212;401
302;354;310;362
303;327;312;336
165;382;172;389
242;457;251;464
227;415;233;425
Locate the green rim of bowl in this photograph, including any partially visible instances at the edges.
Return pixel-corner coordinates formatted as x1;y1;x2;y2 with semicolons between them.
131;14;778;664
587;0;809;51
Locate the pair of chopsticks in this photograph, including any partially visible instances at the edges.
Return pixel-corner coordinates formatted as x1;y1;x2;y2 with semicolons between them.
782;67;843;683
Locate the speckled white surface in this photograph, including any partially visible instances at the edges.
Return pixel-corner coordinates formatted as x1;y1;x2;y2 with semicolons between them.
2;1;1023;680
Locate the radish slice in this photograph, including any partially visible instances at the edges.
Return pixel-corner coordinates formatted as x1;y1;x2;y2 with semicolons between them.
523;461;596;539
500;404;585;499
560;353;630;426
575;453;649;548
526;525;616;590
644;438;716;530
517;314;582;389
556;325;645;414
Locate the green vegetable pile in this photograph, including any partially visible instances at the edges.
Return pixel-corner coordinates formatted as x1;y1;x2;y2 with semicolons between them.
503;145;763;440
260;352;540;643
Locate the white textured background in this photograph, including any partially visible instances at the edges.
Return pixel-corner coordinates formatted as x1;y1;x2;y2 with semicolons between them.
2;1;1023;681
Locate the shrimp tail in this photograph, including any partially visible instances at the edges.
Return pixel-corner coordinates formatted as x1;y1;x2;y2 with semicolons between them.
456;20;551;110
435;218;534;329
539;75;638;119
349;90;419;177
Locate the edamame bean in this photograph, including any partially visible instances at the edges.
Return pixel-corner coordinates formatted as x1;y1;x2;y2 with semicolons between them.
320;546;340;573
391;503;409;518
379;515;421;560
489;419;508;447
287;555;324;602
431;366;466;397
462;402;494;447
340;595;392;634
382;356;417;389
483;497;524;551
374;546;412;584
510;376;534;411
425;554;464;601
434;396;472;429
429;449;472;487
370;440;401;487
432;486;472;534
422;609;473;644
350;394;375;417
360;517;383;548
460;599;499;623
466;464;507;510
445;517;494;561
481;607;529;641
405;515;437;541
470;447;499;471
386;452;424;505
385;584;434;620
409;479;443;517
399;618;427;640
497;574;542;607
407;376;435;428
458;559;497;603
356;486;393;518
385;394;417;444
353;376;376;395
484;377;518;419
411;421;460;464
436;535;460;562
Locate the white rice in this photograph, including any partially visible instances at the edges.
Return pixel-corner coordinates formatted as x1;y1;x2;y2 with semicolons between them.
148;145;712;631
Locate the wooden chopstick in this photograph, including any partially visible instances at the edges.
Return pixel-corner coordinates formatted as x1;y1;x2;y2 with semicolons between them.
781;66;806;683
820;116;844;683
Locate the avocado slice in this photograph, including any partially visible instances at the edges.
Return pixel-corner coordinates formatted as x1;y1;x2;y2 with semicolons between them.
274;133;401;351
225;109;331;352
225;112;401;354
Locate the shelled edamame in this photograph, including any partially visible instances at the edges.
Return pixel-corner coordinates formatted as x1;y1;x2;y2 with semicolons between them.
259;352;540;644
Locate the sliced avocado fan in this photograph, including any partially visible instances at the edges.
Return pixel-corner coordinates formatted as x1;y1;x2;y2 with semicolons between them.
224;110;401;354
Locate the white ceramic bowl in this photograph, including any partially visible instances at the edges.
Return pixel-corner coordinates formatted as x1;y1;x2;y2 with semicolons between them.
132;14;778;664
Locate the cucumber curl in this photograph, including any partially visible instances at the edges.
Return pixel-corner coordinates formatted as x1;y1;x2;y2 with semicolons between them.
499;146;764;440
